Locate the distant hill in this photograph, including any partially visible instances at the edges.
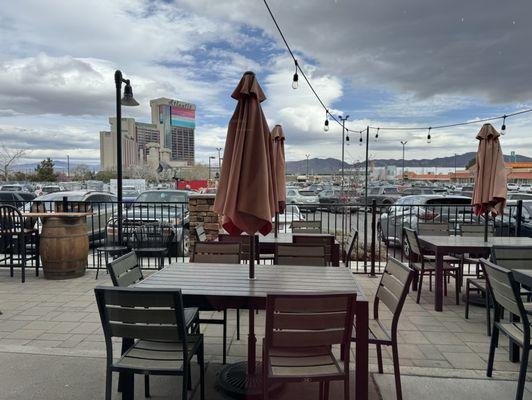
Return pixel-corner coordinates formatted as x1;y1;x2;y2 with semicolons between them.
286;153;532;174
13;160;100;173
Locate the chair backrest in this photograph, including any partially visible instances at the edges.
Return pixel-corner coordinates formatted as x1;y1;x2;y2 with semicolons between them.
134;223;169;249
94;286;188;361
0;204;24;235
403;228;422;258
293;234;334;265
191;242;241;264
344;230;358;267
274;243;327;266
374;257;414;330
291;220;322;234
491;246;532;270
480;258;529;328
264;292;356;359
417;222;449;236
460;223;492;237
108;251;143;287
195;224;207;242
218;234;258;261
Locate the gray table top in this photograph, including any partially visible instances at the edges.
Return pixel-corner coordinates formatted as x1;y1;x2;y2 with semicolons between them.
418;235;532;250
136;262;365;301
513;269;532;287
260;232;336;244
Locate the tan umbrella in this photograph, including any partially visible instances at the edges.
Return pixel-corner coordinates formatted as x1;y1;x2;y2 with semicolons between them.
472;123;507;217
214;71;276;238
271;124;286;213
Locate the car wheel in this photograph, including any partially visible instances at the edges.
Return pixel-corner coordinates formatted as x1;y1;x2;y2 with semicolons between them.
402;237;411;261
178;229;190;257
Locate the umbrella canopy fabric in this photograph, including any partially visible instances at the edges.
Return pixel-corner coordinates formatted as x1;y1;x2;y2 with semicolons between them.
271;124;286;213
214;71;276;236
472;123;507;216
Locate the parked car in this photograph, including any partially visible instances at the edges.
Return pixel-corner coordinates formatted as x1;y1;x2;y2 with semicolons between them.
507;183;520;191
275;204;306;233
355;185;402;206
107;190;190;256
0;191;35;208
379;195;473;257
1;184;26;192
25;191;117;241
401;187;435;196
519;184;532;193
493;200;532;237
318;189;350;212
285;187;318;211
122;186;141;203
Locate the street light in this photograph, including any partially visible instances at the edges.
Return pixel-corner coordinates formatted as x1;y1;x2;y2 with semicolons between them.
114;70;139;244
208;156;216;180
338;115;349;195
400;141;408;182
305;153;310;180
216;147;223;172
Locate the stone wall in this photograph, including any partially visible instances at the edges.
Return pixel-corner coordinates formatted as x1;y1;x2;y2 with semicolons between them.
188;194;220;249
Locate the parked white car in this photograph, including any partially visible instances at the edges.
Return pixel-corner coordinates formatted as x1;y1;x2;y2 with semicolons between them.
519;184;532;193
507;183;520;191
285;188;318;211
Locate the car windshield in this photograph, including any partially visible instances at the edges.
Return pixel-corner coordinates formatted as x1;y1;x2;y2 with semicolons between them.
135;191;187;203
123;190;139;196
1;185;22;191
383;187;399;194
299;191;315;196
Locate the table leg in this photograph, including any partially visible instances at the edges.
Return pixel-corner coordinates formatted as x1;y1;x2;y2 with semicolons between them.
248;306;256;374
435;249;444;312
355;300;369;400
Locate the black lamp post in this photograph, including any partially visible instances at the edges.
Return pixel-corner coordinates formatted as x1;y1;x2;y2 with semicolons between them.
114;70;139;244
400;141;408;182
208;156;216;180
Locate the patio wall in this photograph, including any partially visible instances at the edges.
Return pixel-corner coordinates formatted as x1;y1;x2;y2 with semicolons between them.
188;194;221;250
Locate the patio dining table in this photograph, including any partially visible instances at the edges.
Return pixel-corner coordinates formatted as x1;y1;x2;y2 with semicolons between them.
135;262;369;399
418;235;532;311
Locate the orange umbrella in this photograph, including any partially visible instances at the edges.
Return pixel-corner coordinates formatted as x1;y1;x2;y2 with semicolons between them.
472;123;507;217
271;124;286;213
214;71;276;237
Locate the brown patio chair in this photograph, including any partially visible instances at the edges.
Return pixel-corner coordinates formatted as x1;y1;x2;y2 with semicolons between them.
352;257;414;400
403;228;462;304
291;220;322;233
274;243;327;266
293;234;334;265
107;251;200;397
262;292;356;400
344;230;358;269
191;242;241;364
94;286;205;400
481;258;530;400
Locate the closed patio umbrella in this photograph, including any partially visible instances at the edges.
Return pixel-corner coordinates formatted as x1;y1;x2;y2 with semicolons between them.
214;71;276;277
472;123;507;217
271;124;286;237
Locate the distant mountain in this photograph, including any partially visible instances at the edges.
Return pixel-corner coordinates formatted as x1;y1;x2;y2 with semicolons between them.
13;160;100;173
286;153;532;174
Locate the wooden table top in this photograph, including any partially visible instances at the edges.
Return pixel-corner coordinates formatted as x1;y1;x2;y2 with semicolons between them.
22;212;94;218
260;232;336;244
418;235;532;251
136;263;365;301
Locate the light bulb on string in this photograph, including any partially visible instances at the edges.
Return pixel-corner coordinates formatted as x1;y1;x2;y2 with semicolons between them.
324;110;329;132
375;128;380;142
427;127;432;144
292;60;299;89
346;133;350;142
359;132;363;146
501;115;507;134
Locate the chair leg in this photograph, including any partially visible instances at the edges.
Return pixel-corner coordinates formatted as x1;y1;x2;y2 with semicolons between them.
182;367;189;400
199;342;205;400
105;368;112;400
35;235;40;276
344;372;350;400
487;326;499;377
236;309;240;340
429;271;432;292
144;374;150;398
485;291;491;337
411;271;419;291
376;344;384;373
444;272;448;296
222;309;227;365
391;343;403;400
455;274;459;305
416;271;424;304
516;345;529;400
465;281;470;319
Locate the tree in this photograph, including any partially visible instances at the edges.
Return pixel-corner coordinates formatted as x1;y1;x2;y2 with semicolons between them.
0;146;27;182
179;164;209;180
94;169;116;183
71;164;94;181
34;158;57;182
465;157;476;170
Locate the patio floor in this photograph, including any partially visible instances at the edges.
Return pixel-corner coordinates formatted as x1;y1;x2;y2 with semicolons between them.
1;267;532;399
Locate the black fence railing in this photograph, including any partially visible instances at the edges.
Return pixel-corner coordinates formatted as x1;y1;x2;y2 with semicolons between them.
10;198;527;272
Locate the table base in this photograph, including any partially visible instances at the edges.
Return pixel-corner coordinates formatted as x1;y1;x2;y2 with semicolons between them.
217;361;282;399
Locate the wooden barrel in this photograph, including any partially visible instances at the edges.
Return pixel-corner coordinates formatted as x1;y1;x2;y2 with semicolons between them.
40;216;89;279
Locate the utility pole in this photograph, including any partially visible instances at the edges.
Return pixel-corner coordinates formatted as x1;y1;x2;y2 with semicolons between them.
305;153;310;181
67;155;70;178
338;115;350;195
208;156;215;180
400;141;408;182
216;147;222;173
454;153;457;174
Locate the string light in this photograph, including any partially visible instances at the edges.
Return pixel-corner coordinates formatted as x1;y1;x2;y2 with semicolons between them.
427;127;432;144
292;60;299;89
501;115;507;134
375;127;379;141
346;133;350;142
324;110;329;132
359;132;363;146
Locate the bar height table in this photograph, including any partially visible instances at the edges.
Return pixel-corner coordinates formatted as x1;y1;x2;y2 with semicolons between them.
136;263;369;399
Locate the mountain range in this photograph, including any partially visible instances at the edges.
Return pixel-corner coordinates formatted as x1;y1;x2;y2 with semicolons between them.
286;152;532;174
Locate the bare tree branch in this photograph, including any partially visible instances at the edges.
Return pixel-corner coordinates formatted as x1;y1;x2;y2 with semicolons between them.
0;146;28;181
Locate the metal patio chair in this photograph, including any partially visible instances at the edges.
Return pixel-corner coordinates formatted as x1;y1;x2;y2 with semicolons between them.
132;222;170;270
262;292;356;400
291;220;322;233
344;230;358;269
274;243;327;266
94;286;205;400
481;258;530;400
351;257;414;400
293;233;334;265
190;242;241;364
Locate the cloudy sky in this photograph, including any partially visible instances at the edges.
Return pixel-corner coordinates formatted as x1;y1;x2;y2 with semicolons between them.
0;0;531;167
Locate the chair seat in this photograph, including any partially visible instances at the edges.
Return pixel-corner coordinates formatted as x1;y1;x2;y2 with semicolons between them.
113;337;201;373
496;322;527;346
410;261;457;272
266;346;342;378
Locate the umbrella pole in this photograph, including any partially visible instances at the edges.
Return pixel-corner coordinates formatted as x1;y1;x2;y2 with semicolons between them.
484;209;489;242
249;234;255;279
274;212;279;238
